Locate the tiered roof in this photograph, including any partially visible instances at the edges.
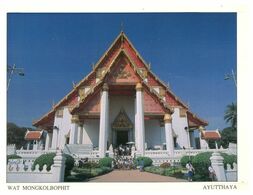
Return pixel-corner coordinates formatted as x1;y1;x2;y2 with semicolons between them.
33;31;208;129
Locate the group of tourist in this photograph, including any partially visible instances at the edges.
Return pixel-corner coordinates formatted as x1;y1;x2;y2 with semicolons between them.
113;155;135;170
114;144;132;156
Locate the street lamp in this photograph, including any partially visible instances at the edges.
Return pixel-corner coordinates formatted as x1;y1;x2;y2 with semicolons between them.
7;64;25;91
224;69;237;88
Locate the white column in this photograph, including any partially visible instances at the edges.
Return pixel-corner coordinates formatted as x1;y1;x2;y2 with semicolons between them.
51;127;59;149
210;152;226;181
78;125;83;144
45;132;52;150
27;142;30;150
164;113;174;157
99;83;109;157
70;115;79;144
134;96;138;149
136;83;145;155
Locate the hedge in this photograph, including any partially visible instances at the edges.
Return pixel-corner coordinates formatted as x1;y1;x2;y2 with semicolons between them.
32;152;74;176
134;156;153;167
180;152;237;181
7;154;22;164
180;155;194;167
98;157;114;168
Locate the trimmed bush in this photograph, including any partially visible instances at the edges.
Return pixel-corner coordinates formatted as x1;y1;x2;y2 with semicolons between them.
144;166;185;179
220;153;237;169
191;152;237;181
180;155;195;167
160;162;171;168
134;157;153;167
71;166;112;179
32;153;55;171
98;157;114;168
192;152;212;181
144;166;165;175
81;162;100;169
7;154;22;164
32;152;74;176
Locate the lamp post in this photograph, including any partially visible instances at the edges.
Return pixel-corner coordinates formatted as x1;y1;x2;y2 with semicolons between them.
224;69;237;88
7;64;25;91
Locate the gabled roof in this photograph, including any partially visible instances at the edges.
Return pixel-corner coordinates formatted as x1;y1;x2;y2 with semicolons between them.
201;130;221;140
33;31;207;127
25;130;44;140
70;49;173;114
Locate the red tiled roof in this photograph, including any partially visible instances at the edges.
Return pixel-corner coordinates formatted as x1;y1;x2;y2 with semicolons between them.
201;130;221;140
25;131;43;140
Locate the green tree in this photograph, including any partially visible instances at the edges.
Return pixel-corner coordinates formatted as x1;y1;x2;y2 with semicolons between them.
224;102;237;129
7;122;33;149
219;127;237;148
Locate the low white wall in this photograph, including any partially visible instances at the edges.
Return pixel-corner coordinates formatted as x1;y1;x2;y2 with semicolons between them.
7;151;65;183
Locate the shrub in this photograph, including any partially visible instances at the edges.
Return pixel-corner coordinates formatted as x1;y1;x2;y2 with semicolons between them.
160;162;171;168
32;152;74;176
144;166;165;175
81;162;100;168
64;154;75;176
192;152;212;181
180;155;195;167
220;153;237;169
189;152;238;181
134;157;153;167
32;153;55;171
7;154;22;163
98;157;114;168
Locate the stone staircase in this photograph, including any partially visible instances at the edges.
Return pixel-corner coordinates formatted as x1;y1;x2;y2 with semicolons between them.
63;144;93;158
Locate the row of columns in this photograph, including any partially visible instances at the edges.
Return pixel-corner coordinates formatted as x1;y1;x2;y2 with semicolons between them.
46;82;175;158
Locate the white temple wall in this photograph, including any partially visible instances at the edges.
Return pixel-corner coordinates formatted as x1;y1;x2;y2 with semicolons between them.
145;120;164;149
82;119;99;148
172;107;190;149
53;107;72;149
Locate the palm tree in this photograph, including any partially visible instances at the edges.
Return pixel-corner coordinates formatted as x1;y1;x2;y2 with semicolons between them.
224;102;237;129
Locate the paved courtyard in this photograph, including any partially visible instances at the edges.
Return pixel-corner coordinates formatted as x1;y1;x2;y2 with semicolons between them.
88;170;186;182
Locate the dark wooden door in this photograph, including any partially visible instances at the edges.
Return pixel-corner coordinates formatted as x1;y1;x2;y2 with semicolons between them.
117;131;128;146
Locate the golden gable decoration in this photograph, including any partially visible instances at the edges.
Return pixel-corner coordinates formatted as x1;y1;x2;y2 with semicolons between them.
112;108;133;129
139;68;148;79
159;87;166;97
96;68;106;79
78;88;86;100
179;107;187;117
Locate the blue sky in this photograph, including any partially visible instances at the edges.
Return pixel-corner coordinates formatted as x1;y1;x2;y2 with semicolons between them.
7;13;236;130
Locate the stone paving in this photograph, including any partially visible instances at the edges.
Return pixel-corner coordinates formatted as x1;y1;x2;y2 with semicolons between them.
88;170;186;182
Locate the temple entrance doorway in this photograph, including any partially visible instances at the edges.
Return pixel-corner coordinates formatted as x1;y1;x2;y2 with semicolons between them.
116;130;129;146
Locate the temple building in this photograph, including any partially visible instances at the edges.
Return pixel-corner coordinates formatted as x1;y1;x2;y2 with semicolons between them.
32;32;208;158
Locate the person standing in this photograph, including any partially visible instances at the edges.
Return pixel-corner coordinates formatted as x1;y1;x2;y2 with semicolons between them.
208;164;216;181
186;161;194;181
